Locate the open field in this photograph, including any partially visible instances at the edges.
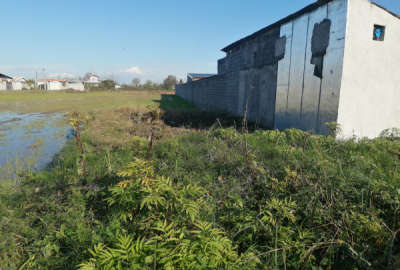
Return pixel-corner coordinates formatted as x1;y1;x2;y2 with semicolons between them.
0;90;196;178
0;90;176;114
0;90;230;147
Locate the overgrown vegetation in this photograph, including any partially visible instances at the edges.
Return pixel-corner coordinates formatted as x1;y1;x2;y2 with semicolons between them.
1;94;400;269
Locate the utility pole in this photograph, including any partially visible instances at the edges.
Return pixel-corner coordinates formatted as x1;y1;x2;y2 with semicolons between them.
35;68;45;90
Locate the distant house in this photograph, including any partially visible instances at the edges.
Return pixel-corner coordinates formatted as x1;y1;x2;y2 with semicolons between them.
0;73;13;90
66;80;85;91
187;73;216;83
38;79;85;91
38;79;66;90
84;73;101;88
11;77;29;90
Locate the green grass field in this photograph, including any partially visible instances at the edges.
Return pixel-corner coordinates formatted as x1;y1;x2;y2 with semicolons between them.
0;90;174;113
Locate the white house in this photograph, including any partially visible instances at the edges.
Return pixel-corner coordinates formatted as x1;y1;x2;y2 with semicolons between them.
38;79;65;90
84;73;101;88
11;77;30;90
38;79;85;91
66;80;85;91
0;74;31;90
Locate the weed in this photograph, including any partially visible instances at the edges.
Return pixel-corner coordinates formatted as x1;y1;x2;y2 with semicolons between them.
69;112;87;178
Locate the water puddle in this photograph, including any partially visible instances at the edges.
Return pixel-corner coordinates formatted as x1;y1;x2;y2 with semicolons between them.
0;111;72;180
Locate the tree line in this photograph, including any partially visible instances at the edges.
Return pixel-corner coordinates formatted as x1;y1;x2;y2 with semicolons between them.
128;75;178;90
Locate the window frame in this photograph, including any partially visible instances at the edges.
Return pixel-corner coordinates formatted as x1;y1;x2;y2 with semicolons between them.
373;24;386;41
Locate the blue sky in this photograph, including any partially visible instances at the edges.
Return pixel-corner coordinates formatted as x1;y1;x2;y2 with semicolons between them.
0;0;398;83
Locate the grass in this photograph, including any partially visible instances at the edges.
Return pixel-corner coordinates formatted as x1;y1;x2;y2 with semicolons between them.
1;90;400;269
0;90;173;114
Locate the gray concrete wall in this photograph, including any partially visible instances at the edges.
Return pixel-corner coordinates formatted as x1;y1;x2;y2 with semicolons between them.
177;27;281;128
337;0;400;138
177;0;348;132
176;73;239;115
275;0;347;134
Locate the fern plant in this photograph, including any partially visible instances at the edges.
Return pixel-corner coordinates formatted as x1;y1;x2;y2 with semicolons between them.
80;158;261;269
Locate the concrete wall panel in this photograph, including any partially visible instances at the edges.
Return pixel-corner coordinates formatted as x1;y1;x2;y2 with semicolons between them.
237;70;248;117
259;64;279;128
275;0;347;133
286;14;310;128
318;0;347;134
275;22;293;129
301;5;328;132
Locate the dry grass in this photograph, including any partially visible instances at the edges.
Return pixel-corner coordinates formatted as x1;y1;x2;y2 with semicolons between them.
83;107;189;147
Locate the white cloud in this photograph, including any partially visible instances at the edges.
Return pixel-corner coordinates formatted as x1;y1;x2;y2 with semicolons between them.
124;66;143;75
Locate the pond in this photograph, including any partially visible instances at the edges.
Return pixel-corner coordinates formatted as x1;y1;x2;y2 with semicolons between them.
0;111;72;180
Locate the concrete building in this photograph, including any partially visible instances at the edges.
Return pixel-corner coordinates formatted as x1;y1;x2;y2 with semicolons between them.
38;79;85;91
176;0;400;138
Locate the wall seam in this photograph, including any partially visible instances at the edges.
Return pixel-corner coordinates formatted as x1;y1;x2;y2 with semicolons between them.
300;14;311;120
285;22;295;114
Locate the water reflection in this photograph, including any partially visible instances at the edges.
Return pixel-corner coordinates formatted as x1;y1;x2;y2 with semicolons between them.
0;111;71;179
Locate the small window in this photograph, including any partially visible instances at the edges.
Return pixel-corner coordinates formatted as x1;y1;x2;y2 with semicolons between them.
373;25;385;41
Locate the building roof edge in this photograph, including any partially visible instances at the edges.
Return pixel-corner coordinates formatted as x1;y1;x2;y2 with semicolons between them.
371;2;400;20
221;0;334;52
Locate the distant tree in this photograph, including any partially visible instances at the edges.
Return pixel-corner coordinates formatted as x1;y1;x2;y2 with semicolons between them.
132;78;141;88
163;75;177;90
25;79;36;90
100;80;116;89
25;79;35;85
143;80;154;89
